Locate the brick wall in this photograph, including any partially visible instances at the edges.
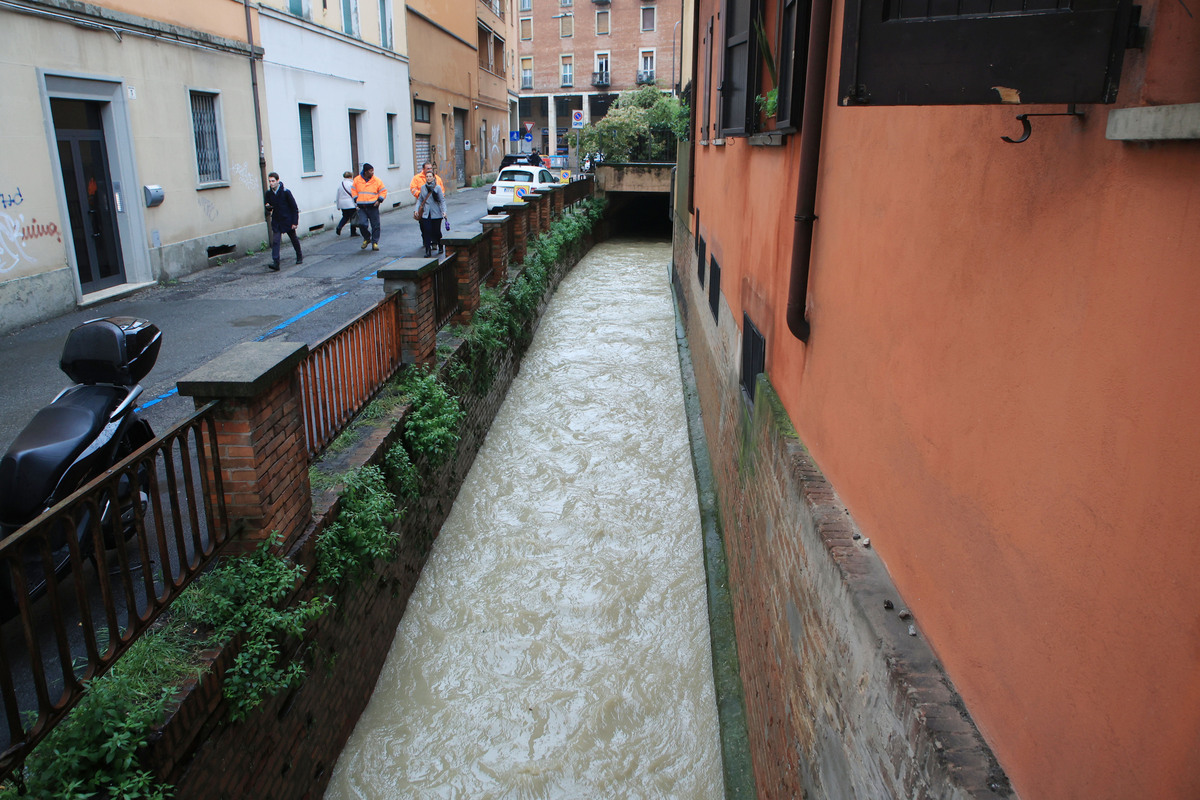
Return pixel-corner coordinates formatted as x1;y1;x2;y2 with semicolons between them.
148;230;600;800
671;216;1011;800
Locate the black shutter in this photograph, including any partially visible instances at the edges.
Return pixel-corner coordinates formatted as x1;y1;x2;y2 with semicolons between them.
703;18;714;138
741;313;767;404
774;0;810;129
709;256;721;319
839;0;1135;106
698;235;707;285
720;0;759;136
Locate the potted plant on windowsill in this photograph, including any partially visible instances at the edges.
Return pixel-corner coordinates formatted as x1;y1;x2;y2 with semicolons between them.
753;14;778;131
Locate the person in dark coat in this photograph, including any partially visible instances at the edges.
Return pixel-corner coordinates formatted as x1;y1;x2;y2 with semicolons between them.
264;171;302;271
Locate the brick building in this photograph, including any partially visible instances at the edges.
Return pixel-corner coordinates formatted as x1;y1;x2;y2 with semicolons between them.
516;0;683;158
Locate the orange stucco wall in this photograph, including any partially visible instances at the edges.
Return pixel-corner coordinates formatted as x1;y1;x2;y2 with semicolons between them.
691;0;1200;796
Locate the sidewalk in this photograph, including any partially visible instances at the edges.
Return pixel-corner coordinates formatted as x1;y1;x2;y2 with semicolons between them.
0;186;493;454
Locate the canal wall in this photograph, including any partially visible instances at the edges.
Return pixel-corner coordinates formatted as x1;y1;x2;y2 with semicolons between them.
670;215;1010;800
144;231;600;800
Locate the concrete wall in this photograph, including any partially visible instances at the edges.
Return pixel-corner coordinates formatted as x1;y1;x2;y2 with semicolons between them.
685;0;1200;794
260;6;415;230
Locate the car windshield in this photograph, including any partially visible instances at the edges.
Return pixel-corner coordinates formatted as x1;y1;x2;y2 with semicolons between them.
500;169;534;182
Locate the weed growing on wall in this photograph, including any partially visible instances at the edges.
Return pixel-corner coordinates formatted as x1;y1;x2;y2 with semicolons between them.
384;440;421;500
175;536;329;721
398;369;465;466
0;622;202;800
315;465;400;586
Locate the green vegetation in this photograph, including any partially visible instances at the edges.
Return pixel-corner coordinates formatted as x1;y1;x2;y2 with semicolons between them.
315;465;400;586
398;369;465;466
577;87;688;162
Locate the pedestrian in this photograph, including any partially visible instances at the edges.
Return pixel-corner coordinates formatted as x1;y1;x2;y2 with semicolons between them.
409;161;445;254
264;171;302;271
414;166;448;258
528;148;542;167
352;162;387;251
334;171;358;236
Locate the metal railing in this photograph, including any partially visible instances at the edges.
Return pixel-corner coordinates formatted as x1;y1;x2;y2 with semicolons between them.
521;77;534;89
592;71;610;87
636;70;656;85
433;257;460;331
0;404;229;775
299;290;404;459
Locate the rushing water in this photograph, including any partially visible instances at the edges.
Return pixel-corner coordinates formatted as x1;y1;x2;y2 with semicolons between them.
324;240;723;800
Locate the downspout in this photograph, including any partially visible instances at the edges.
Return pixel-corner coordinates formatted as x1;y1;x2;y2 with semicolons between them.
243;0;268;191
785;0;834;342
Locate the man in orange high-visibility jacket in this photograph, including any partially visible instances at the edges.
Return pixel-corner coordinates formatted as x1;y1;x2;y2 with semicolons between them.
408;161;445;198
352;163;388;251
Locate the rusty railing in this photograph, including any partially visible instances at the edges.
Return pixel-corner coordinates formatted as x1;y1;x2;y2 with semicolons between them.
298;290;404;459
0;403;229;775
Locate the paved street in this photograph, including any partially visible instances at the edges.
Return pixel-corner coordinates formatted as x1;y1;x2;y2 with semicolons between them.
0;186;493;455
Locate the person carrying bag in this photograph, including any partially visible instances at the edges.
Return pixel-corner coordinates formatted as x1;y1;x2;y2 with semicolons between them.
414;168;448;258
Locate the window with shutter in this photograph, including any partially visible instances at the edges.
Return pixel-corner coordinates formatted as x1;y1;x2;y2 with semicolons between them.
773;0;809;129
741;313;766;406
190;92;223;184
839;0;1136;105
720;0;760;137
702;18;713;139
299;104;316;173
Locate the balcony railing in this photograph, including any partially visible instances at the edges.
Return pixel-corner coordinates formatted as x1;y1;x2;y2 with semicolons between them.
561;75;574;87
636;70;656;85
592;0;610;4
522;77;534;89
592;71;610;87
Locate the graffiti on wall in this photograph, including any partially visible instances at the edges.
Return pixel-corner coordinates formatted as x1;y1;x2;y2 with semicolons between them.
231;162;258;192
197;195;219;221
490;123;503;158
0;187;24;209
0;188;65;272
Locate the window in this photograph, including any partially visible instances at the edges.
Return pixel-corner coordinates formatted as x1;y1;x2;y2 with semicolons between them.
595;9;609;34
289;0;304;16
379;0;392;47
415;133;431;167
641;5;655;31
560;14;573;37
493;36;506;75
414;100;431;123
189;91;224;184
342;0;356;36
562;0;573;6
638;50;655;84
740;313;766;405
521;57;534;89
561;55;573;87
520;16;532;39
697;234;706;285
720;0;759;137
519;0;530;9
387;114;397;165
702;17;713;139
838;0;1134;105
298;103;316;173
593;51;610;86
773;0;807;129
708;256;721;320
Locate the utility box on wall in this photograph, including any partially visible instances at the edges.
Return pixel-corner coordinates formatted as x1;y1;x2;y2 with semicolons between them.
143;185;164;208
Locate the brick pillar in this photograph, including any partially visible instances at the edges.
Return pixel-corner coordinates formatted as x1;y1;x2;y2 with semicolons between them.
378;256;442;365
481;215;509;286
549;185;564;220
534;191;550;232
504;203;530;266
442;232;485;324
524;192;543;236
177;342;310;550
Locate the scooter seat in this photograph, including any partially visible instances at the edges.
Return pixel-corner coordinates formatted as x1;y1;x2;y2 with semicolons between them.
0;385;125;527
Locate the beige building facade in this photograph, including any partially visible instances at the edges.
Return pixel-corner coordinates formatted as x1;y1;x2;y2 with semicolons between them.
0;0;271;334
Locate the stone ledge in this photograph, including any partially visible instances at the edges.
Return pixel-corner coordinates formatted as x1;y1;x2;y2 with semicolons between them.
377;256;442;280
177;341;308;399
1106;102;1200;141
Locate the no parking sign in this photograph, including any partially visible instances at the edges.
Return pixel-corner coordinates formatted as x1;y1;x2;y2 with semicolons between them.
571;110;584;129
514;185;531;201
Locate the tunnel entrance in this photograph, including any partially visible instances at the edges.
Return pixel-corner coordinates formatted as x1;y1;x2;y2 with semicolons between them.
603;191;673;238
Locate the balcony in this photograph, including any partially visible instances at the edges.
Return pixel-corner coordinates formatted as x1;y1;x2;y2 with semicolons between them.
636;70;656;85
592;0;610;5
591;71;610;87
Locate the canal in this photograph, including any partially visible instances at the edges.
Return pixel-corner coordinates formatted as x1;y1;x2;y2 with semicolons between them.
323;238;724;798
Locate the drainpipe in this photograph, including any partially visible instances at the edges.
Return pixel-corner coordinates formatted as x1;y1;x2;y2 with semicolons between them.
785;0;834;343
243;0;268;192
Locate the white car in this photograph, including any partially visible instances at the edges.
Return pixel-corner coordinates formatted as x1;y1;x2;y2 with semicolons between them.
486;166;563;213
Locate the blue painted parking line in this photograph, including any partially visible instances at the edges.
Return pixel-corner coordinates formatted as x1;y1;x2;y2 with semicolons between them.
255;292;349;341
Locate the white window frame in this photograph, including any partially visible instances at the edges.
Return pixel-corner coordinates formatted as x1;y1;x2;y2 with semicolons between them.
387;113;398;166
188;89;228;188
520;16;532;39
595;9;609;34
595;51;609;72
342;0;358;36
521;57;534;89
298;102;319;176
378;0;393;48
641;49;656;72
641;5;656;31
519;0;531;9
561;55;574;87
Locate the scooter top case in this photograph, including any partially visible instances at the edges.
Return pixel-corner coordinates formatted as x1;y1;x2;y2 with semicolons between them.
60;316;161;386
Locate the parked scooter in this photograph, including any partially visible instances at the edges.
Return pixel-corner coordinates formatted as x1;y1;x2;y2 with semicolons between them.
0;317;161;620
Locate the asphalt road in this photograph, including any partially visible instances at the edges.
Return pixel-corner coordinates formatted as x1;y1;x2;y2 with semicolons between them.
0;186;493;455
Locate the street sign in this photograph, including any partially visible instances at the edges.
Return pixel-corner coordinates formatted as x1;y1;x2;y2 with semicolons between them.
514;185;530;201
559;170;571;183
524;132;533;142
524;121;534;133
571;110;584;128
509;131;518;141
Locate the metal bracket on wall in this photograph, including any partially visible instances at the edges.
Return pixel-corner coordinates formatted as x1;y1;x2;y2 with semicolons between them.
1001;104;1085;144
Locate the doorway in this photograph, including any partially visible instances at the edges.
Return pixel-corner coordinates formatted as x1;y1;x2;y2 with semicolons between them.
348;111;363;174
453;109;467;187
51;99;125;294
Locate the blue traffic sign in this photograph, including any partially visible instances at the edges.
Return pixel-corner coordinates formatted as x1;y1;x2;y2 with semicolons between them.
509;131;519;141
524;132;533;142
